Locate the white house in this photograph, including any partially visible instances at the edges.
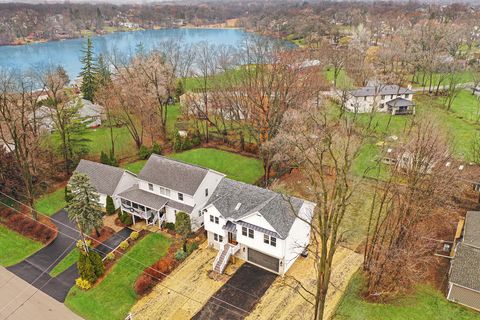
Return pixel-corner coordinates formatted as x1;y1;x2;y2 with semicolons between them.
345;85;415;115
203;178;314;275
72;154;314;275
74;159;137;208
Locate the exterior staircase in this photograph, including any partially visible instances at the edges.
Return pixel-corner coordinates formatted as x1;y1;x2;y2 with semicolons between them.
213;243;240;274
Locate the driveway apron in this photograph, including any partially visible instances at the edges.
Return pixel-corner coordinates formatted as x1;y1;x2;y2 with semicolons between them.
192;263;277;320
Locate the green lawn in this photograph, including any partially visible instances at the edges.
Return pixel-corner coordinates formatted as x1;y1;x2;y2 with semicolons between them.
50;249;78;277
334;272;480;320
122;148;264;184
447;90;480;124
34;188;66;216
65;233;172;320
169;148;264;184
412;71;474;87
324;67;353;88
0;225;43;266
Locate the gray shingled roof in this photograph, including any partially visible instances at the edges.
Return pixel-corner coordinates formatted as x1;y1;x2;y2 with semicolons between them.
74;160;126;196
138;155;209;195
450;243;480;291
206;178;306;239
118;185;169;210
118;185;194;213
350;85;414;97
464;211;480;248
386;97;415;108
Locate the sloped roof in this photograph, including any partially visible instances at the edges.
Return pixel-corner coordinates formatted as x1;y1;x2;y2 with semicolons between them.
79;99;103;118
464;211;480;249
206;178;307;239
74;160;126;196
450;243;480;291
138;155;209;195
350;85;414;97
386;97;415;108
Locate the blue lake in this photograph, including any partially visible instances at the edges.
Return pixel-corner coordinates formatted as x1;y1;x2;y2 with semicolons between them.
0;28;252;79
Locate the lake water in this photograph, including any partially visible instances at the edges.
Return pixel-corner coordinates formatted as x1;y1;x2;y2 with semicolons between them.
0;28;253;79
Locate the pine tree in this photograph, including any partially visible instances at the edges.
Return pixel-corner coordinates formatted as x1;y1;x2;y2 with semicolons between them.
95;54;111;87
67;172;104;249
105;196;115;215
80;37;97;102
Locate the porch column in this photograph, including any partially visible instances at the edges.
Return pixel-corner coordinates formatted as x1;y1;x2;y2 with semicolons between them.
132;214;136;225
157;211;161;228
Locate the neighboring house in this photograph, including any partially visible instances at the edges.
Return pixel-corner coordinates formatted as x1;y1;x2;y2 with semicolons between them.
345;84;415;115
71;154;315;275
78;99;104;128
203;178;314;275
447;211;480;312
74;159;137;208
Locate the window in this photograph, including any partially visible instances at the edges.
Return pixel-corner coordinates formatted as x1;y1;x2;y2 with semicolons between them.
381;95;385;99
214;216;219;224
148;183;153;191
214;233;218;241
160;187;171;197
363;96;367;101
178;193;183;201
205;188;209;197
380;103;384;109
405;94;410;99
248;228;254;239
210;215;214;222
264;234;269;244
271;237;276;247
219;235;223;242
242;226;247;236
390;94;394;99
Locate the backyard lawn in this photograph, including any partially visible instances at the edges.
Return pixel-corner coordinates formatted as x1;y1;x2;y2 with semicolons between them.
65;233;172;320
0;225;43;266
122;148;264;184
34;188;66;216
334;272;480;320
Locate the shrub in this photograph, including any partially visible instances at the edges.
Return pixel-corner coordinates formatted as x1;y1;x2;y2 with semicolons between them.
138;145;152;160
75;277;92;290
65;186;73;203
105;196;115;215
175;212;191;252
106;252;115;261
134;274;154;296
174;250;188;261
100;151;110;165
77;250;104;283
118;211;133;226
187;242;199;255
76;239;91;251
151;142;162;155
163;222;175;231
119;240;129;250
130;231;139;241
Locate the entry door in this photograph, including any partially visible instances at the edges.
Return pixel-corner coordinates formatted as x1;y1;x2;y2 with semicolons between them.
228;232;237;244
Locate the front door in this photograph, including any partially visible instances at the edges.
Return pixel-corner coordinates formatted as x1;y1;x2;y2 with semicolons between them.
228;232;237;245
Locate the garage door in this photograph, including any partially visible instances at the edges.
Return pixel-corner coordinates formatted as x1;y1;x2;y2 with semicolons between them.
247;248;279;273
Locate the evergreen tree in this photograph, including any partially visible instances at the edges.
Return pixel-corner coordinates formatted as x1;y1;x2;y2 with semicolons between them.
95;54;111;87
67;172;104;249
105;196;115;215
175;211;191;252
80;37;97;101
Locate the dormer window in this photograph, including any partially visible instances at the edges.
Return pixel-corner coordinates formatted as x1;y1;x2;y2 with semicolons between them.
148;183;153;191
178;193;183;201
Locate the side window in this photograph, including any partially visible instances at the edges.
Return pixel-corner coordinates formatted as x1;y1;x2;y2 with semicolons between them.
210;215;214;222
219;235;223;242
214;233;218;241
214;217;219;224
242;226;247;236
205;188;209;197
178;193;183;201
271;237;277;247
264;234;269;244
148;183;153;191
248;229;254;239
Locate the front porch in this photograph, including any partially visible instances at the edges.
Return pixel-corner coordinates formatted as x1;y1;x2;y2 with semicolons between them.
120;199;166;228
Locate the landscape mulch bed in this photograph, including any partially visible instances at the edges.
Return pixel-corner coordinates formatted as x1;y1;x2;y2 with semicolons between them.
0;207;57;244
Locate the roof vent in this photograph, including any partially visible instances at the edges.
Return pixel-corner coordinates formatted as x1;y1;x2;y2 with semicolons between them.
235;203;242;211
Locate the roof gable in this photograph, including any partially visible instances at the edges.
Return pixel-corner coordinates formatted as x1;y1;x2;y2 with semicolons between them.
464;211;480;248
74;160;126;196
138;154;209;195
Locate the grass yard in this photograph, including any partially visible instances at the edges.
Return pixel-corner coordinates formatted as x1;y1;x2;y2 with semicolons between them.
65;233;172;320
324;67;353;88
447;89;480;124
334;272;480;320
122;148;264;184
50;249;78;277
34;188;66;216
0;225;43;266
169;148;264;184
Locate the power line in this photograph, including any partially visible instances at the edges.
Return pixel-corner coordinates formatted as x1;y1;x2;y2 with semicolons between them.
0;194;252;318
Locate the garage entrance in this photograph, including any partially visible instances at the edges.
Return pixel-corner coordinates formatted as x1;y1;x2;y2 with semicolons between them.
247;248;279;273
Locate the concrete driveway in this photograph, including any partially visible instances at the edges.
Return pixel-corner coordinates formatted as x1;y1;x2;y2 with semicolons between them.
0;266;82;320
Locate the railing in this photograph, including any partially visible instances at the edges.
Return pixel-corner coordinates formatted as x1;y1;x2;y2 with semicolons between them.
214;243;241;274
212;243;225;270
121;204;149;219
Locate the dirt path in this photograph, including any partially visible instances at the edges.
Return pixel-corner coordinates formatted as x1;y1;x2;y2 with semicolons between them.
246;247;363;320
129;243;244;320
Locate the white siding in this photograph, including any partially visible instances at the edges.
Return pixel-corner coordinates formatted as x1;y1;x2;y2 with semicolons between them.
112;172;138;208
137;180;195;207
345;93;414;114
284;202;314;272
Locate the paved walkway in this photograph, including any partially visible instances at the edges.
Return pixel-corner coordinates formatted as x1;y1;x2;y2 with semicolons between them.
192;263;277;320
0;267;82;320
